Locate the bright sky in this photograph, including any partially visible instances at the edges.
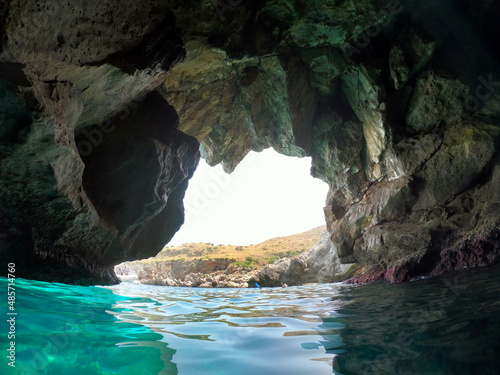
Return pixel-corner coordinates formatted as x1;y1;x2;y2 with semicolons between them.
168;148;330;246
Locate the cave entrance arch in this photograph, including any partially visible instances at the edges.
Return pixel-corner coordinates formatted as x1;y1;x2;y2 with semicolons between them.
169;148;329;247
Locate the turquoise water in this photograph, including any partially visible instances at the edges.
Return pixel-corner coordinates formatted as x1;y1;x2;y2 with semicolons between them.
1;264;500;375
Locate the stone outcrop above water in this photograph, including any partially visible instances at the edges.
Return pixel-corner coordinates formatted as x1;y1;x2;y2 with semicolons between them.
116;259;258;288
1;0;500;284
251;230;354;287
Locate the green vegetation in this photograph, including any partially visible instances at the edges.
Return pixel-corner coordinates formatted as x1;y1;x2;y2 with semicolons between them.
234;256;261;269
127;226;325;270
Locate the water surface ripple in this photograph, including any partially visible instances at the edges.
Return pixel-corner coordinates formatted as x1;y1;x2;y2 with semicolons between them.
1;263;500;374
107;282;345;375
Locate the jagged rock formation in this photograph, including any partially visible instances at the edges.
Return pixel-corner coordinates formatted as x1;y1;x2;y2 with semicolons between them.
117;259;258;288
251;230;354;287
1;0;500;284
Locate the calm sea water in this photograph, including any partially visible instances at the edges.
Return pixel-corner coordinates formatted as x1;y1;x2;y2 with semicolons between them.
1;264;500;375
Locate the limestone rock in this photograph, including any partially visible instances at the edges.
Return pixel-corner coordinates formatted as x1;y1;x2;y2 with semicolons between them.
131;258;257;288
389;29;436;90
1;0;500;285
0;0;197;284
406;72;468;133
160;39;306;172
252;231;354;287
342;64;387;180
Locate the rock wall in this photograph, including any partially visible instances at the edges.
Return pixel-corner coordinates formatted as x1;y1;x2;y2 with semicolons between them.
0;0;199;284
1;0;499;284
162;0;500;283
251;230;354;287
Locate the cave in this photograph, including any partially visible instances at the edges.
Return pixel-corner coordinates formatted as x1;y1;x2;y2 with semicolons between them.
0;0;499;285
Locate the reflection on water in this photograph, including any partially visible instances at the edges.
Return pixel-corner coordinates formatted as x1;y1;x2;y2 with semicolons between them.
109;264;500;374
2;263;500;374
0;278;177;375
108;282;344;375
330;264;500;375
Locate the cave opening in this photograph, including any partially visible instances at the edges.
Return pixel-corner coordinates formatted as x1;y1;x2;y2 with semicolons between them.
169;148;330;247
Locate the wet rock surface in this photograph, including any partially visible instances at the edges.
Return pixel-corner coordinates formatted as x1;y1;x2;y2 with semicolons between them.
1;0;500;284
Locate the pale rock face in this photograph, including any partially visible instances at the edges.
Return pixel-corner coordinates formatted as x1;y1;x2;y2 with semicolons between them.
252;231;354;287
161;39;306;173
121;259;258;288
1;0;500;284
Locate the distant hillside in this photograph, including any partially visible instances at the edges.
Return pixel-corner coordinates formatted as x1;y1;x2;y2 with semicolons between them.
118;226;325;271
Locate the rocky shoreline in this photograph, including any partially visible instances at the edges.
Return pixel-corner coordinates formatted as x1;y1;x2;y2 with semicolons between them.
117;259;258;288
117;230;357;288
